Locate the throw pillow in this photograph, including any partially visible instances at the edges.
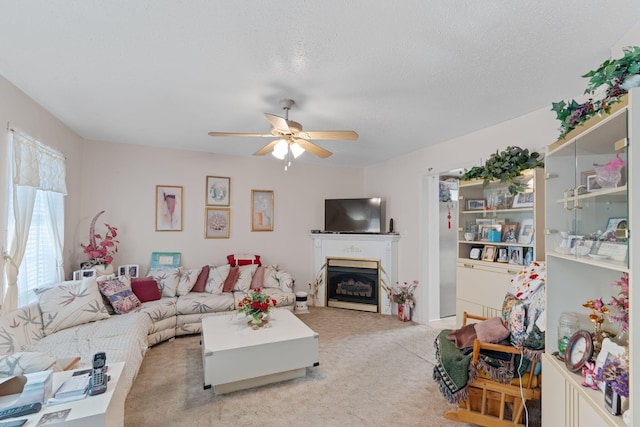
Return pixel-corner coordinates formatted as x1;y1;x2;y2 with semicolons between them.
510;261;546;301
131;277;162;302
475;317;510;343
0;352;62;379
147;268;181;297
502;294;527;347
206;264;231;294
176;267;200;296
36;278;110;335
97;275;141;314
191;265;210;292
222;267;240;293
263;265;280;288
234;264;258;292
227;254;261;267
250;266;265;289
446;323;477;349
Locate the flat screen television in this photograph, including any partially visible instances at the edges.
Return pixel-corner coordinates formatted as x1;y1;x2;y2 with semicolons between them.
324;198;385;233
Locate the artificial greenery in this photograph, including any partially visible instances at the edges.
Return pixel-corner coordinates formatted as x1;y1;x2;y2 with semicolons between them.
552;46;640;139
460;146;544;195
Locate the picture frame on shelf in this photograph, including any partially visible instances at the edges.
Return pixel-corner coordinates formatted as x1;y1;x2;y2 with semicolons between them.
206;176;230;206
466;199;486;210
475;218;505;226
511;191;534;208
150;252;181;269
594;338;627;392
597;242;628;262
73;269;96;280
469;246;483;260
117;264;139;278
251;190;274;232
481;245;497;262
205;207;230;238
479;224;502;241
156;185;183;231
605;217;627;232
502;223;519;243
508;246;524;264
581;170;601;192
518;218;534;244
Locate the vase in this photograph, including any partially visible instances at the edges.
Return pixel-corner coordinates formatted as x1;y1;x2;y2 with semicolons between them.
93;264;114;277
247;312;269;329
397;302;411;322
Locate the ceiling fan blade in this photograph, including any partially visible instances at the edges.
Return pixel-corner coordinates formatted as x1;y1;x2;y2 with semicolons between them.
264;113;290;131
295;138;333;158
299;130;358;141
208;132;272;138
253;140;279;156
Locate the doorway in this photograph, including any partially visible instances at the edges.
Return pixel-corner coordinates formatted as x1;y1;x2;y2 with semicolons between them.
438;176;458;318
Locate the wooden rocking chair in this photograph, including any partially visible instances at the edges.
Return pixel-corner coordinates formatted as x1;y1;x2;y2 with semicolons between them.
443;312;542;427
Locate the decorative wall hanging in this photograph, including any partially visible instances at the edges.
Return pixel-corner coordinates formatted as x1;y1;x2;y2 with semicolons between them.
156;185;183;231
206;176;230;206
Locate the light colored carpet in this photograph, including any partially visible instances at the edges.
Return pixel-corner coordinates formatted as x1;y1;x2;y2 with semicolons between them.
124;307;540;426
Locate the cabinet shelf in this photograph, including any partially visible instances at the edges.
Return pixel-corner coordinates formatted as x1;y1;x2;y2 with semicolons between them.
544;354;626;427
553;185;627;204
460;207;534;215
458;240;533;248
546;251;629;273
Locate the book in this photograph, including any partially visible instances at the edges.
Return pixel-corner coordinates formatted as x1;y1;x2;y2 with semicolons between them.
52;372;90;400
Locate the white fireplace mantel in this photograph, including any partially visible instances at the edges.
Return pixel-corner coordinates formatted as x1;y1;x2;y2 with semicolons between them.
310;233;400;315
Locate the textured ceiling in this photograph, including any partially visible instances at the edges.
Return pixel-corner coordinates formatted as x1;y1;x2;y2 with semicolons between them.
0;1;638;167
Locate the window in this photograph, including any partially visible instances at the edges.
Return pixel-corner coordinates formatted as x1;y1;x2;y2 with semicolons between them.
16;191;64;307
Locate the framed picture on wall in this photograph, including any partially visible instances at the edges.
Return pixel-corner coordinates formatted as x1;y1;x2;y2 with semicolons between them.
251;190;274;231
206;176;230;206
205;207;230;238
156;185;183;231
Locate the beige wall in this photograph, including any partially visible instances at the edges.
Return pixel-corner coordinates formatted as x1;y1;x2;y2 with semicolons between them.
78;140;364;291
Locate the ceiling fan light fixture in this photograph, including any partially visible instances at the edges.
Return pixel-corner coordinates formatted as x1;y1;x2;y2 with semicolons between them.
290;142;304;158
272;139;288;159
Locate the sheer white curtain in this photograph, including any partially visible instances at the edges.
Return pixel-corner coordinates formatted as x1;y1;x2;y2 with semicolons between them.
2;131;67;313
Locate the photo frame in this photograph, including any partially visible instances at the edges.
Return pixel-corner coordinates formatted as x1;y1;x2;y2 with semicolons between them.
482;245;497;262
595;338;627;392
466;199;486;210
469;246;483;260
251;190;274;231
156;185;183;231
518;218;534;244
117;264;140;278
502;223;519;243
205;207;230;238
150;252;181;269
581;170;601;192
512;191;534;208
606;217;627;232
508;246;524;265
476;218;506;226
479;224;502;241
206;176;230;206
73;269;96;280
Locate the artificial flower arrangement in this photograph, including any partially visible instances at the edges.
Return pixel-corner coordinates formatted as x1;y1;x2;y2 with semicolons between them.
80;210;119;268
596;351;629;399
382;280;418;307
552;46;640;139
237;288;277;325
607;272;629;334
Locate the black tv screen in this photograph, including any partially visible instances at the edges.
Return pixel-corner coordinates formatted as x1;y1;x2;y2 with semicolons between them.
324;198;384;233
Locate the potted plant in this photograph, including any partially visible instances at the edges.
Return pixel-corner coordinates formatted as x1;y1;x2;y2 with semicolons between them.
80;210;119;275
460;146;544;195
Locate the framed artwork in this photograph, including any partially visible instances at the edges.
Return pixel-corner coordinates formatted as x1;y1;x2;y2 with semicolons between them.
466;199;486;210
594;338;627;391
156;185;183;231
479;224;502;241
251;190;274;231
518;218;534;244
606;217;627;232
117;264;139;278
150;252;181;269
73;269;96;280
512;191;534;208
469;246;483;260
206;176;230;206
482;245;497;262
502;223;519;243
205;207;230;238
508;246;524;264
476;218;505;226
581;170;601;192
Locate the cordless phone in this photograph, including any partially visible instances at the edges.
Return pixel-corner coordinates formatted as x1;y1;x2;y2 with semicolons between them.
88;352;107;396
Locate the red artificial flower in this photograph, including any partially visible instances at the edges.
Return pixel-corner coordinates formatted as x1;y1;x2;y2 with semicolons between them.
251;301;260;309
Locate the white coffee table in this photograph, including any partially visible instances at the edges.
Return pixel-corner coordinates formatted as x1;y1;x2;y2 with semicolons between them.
1;361;125;427
201;309;319;394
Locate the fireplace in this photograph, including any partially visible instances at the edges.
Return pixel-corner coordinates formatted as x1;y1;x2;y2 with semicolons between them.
326;258;379;312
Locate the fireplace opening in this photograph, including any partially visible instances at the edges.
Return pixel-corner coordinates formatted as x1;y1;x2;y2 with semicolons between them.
326;258;379;312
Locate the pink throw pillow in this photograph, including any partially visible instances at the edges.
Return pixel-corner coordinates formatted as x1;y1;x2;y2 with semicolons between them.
475;317;510;343
131;277;162;302
227;254;261;267
446;323;477;349
250;266;265;289
191;265;210;293
222;267;240;293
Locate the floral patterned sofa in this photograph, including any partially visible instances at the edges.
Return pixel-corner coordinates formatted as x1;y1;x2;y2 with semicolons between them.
0;260;295;395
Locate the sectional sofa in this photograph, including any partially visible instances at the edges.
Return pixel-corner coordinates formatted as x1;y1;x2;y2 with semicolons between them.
0;261;295;395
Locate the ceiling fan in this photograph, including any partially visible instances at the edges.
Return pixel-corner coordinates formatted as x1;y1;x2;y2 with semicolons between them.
208;99;358;169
